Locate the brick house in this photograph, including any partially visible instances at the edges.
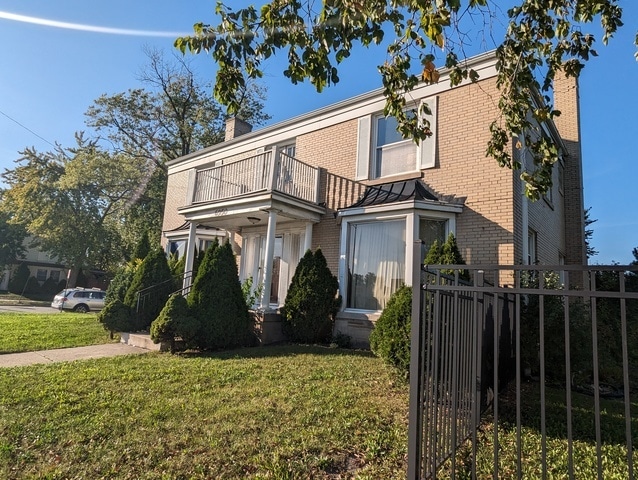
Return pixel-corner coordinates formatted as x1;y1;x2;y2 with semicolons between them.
160;51;585;345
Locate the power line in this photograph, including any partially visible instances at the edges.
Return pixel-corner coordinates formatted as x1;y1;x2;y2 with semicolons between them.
0;108;57;149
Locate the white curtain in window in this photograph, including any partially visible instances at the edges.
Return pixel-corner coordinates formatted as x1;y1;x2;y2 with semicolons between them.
348;220;406;310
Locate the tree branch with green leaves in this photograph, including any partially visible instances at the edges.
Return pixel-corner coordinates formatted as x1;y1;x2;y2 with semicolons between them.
176;0;632;199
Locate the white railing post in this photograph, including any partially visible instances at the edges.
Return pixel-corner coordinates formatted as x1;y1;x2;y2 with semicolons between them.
260;210;278;309
186;168;197;205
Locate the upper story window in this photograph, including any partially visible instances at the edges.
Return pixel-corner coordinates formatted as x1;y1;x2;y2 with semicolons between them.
356;97;438;181
374;115;417;178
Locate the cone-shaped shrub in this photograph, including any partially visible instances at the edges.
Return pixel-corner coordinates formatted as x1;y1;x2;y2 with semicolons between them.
24;276;41;295
369;285;412;379
188;240;256;350
8;262;30;294
150;294;198;353
281;248;340;343
124;247;173;331
41;277;60;295
424;233;469;280
106;259;140;304
132;233;151;261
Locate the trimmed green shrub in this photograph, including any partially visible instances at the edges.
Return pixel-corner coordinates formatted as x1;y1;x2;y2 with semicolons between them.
132;233;151;261
97;299;134;338
41;277;60;295
124;248;173;331
150;294;198;353
188;241;256;350
106;262;138;304
8;262;30;294
369;285;412;379
281;249;340;344
76;270;88;288
424;233;469;280
24;276;42;295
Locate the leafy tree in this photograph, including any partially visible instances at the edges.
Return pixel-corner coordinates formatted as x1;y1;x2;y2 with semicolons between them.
0;135;146;285
369;285;413;380
124;247;174;331
150;294;199;353
188;240;256;350
85;48;271;250
176;1;633;198
281;249;340;344
584;207;598;258
0;208;26;269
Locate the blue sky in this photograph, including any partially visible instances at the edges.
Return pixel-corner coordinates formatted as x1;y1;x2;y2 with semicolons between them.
0;1;636;264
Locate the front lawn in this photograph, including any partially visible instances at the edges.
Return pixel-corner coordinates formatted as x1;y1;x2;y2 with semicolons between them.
0;312;116;354
0;346;409;479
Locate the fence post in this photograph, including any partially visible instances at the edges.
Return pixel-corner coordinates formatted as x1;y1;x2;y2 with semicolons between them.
408;240;424;480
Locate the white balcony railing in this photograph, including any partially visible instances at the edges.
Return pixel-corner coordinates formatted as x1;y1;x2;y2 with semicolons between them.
188;150;320;206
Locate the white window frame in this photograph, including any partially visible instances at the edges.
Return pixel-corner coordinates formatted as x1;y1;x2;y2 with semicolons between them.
239;225;306;307
356;96;437;180
338;204;456;313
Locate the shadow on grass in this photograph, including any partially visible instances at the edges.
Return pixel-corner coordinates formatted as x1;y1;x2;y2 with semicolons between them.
174;343;376;362
497;381;638;447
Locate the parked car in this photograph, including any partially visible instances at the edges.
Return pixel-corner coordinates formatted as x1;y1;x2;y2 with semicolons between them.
51;288;107;313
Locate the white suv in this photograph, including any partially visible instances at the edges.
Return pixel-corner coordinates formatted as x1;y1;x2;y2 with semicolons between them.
51;288;107;313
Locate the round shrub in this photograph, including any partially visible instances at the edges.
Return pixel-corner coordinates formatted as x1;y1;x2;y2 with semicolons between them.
97;299;134;338
281;248;340;344
369;285;412;379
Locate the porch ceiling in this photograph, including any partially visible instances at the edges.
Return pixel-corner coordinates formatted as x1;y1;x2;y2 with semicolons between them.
178;191;325;230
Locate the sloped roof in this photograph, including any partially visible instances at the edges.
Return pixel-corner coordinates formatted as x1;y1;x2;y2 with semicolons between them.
348;179;439;208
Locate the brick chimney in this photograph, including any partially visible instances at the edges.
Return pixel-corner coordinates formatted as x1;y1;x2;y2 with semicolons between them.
553;71;587;268
225;117;253;141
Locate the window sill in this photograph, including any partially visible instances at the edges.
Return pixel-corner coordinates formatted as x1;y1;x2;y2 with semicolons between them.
363;170;423;186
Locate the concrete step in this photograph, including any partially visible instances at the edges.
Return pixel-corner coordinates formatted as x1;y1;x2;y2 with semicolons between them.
119;332;165;352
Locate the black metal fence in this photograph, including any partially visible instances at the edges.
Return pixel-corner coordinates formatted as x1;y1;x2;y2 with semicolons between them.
408;259;638;479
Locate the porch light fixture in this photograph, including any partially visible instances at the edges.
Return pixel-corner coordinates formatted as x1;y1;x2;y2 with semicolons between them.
247;216;260;224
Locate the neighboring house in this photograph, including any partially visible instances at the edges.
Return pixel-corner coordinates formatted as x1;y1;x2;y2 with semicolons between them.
160;51;585;345
0;238;67;292
0;238;108;292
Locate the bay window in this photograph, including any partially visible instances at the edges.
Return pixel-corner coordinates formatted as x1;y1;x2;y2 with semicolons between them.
340;206;458;312
347;219;406;310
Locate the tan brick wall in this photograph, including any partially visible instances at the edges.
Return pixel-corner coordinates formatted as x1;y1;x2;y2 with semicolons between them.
161;169;190;248
553;72;586;266
425;78;517;266
296;119;363;274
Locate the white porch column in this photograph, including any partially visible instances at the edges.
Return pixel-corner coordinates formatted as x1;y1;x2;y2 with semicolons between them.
304;222;313;254
183;222;197;291
260;210;278;309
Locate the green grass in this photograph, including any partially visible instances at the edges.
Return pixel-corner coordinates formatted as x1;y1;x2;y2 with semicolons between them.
445;382;637;479
0;345;409;479
0;312;116;353
0;292;51;306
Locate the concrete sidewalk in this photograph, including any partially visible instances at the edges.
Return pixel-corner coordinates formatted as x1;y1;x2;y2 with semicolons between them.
0;343;151;368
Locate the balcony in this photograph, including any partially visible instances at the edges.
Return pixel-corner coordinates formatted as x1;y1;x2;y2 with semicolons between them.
179;150;324;229
186;150;321;206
